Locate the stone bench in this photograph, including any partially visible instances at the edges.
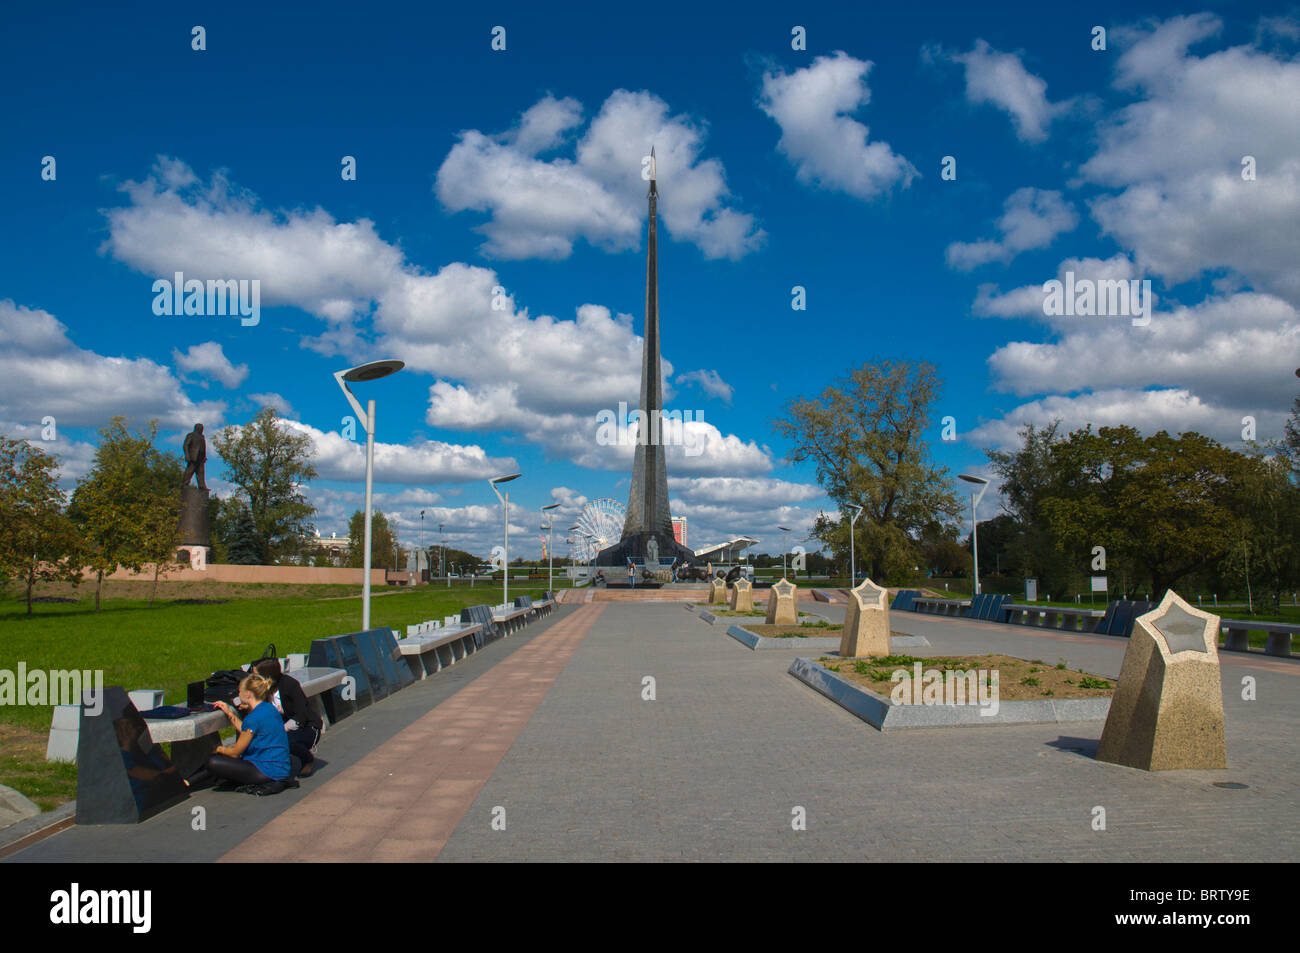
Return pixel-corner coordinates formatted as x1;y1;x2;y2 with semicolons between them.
912;598;970;616
492;605;532;635
1001;604;1104;632
396;623;484;679
514;595;555;619
1220;619;1299;657
148;666;345;776
46;665;344;766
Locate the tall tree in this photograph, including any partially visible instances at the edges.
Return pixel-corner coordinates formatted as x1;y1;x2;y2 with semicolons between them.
1228;444;1300;613
1282;396;1300;481
68;418;182;610
985;420;1074;592
212;407;317;563
345;510;399;569
773;360;961;582
0;436;81;614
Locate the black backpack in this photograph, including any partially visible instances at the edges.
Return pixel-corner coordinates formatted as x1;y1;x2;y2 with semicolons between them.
205;643;277;703
203;669;244;704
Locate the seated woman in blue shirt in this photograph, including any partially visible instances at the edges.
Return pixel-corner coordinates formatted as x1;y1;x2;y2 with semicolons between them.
204;673;295;793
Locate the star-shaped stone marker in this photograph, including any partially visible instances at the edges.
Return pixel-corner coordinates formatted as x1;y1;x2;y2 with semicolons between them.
1150;602;1210;655
853;579;885;605
772;579;795;597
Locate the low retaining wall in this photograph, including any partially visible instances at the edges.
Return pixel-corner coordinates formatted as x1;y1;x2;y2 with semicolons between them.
86;564;387;585
788;657;1111;730
727;624;931;653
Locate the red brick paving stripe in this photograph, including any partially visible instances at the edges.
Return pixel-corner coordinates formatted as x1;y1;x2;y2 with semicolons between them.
217;605;604;863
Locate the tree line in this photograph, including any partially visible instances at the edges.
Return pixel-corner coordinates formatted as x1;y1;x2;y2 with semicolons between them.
775;361;1300;610
0;408;318;613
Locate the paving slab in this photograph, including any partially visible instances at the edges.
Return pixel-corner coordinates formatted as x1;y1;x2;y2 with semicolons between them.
437;602;1298;862
3;605;585;863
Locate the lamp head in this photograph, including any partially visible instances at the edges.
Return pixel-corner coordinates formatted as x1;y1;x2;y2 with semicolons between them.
340;360;405;383
959;473;990;506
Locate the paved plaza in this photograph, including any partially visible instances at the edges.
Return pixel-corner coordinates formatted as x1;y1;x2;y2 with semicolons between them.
7;598;1296;863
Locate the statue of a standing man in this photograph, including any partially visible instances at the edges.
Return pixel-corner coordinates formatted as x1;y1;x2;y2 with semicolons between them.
182;424;207;490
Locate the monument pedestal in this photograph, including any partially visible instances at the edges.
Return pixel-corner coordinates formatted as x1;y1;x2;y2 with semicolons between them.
176;545;210;570
179;486;210;546
594;531;697;568
178;485;211;570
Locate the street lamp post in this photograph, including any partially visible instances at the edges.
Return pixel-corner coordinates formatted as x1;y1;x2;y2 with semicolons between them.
489;472;522;609
959;474;990;596
778;526;792;578
420;509;425;584
846;504;863;587
568;524;580;581
542;502;560;598
577;530;598;574
440;522;447;588
333;359;405;630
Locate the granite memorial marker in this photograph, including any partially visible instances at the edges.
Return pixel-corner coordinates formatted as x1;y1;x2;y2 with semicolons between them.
839;576;891;658
709;577;727;604
730;576;754;613
1096;590;1227;771
765;578;798;625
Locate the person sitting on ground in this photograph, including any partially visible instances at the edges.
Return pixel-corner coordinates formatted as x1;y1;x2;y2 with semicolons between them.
252;658;323;778
202;673;295;794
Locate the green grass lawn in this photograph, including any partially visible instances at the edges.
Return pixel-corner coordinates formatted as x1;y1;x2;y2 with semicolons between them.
0;578;567;810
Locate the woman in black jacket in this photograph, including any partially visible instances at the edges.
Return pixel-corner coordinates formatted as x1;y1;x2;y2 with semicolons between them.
253;658;324;777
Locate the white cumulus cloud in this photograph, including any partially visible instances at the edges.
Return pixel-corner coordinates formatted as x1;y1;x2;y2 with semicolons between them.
758;51;918;200
436;90;763;260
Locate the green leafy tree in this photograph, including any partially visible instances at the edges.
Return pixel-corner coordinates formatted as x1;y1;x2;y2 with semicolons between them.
984;421;1076;593
212;407;317;563
922;518;973;578
1041;426;1254;600
206;493;228;563
1226;446;1300;613
774;360;962;583
345;510;399;569
1282;396;1300;482
0;436;81;614
67;418;182;610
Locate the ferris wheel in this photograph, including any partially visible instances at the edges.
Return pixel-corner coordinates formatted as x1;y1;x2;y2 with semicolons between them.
570;497;626;563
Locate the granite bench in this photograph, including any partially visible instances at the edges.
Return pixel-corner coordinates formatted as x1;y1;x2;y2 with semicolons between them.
395;623;484;679
142;666;346;776
1001;604;1105;632
1220;619;1298;657
46;666;346;770
912;598;970;616
492;605;532;635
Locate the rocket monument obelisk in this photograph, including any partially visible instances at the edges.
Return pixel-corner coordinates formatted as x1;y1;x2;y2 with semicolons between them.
596;148;697;569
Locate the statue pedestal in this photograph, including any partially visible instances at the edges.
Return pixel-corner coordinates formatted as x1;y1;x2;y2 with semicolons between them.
179;486;210;547
176;546;210;570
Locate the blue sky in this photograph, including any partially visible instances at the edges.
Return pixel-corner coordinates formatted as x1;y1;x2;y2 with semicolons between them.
2;1;1297;559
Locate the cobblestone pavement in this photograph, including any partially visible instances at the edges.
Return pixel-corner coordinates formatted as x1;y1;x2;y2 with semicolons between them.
437;602;1296;862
